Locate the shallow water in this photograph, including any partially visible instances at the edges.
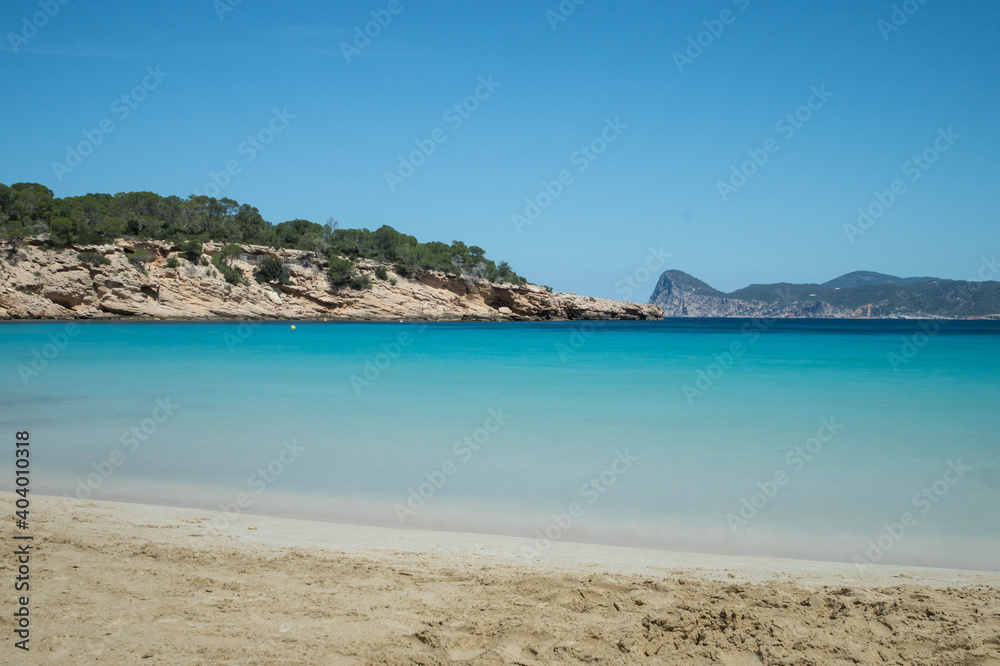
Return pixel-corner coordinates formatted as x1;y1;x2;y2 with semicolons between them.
2;319;998;570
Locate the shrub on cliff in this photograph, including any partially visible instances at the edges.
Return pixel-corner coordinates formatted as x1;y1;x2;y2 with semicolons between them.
126;250;153;271
374;266;388;281
326;257;354;288
77;251;110;266
211;244;243;285
179;240;202;262
254;257;291;285
349;275;372;290
214;262;242;285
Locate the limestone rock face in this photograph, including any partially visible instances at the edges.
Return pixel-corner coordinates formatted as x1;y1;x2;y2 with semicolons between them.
649;271;786;318
0;240;663;321
41;270;92;308
648;270;957;319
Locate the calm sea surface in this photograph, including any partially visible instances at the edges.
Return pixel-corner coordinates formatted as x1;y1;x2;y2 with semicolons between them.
1;319;998;570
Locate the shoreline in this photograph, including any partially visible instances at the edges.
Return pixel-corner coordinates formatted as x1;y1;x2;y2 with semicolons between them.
4;315;1000;322
7;492;1000;664
48;494;1000;588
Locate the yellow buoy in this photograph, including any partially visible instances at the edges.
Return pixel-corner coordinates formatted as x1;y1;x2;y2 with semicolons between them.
290;325;296;330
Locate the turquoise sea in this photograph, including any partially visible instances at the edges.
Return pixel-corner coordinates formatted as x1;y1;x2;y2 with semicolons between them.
1;320;998;571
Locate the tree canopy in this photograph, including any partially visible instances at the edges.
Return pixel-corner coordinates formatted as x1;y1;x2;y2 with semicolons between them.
0;183;528;285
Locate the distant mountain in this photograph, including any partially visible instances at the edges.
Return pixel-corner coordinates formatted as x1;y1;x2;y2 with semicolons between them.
820;271;946;290
649;270;1000;319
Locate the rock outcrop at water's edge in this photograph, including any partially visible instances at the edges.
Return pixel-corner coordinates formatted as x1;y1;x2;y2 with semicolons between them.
0;240;662;321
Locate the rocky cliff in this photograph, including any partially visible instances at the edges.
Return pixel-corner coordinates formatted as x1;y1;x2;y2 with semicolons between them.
649;271;849;318
0;240;662;321
650;270;1000;319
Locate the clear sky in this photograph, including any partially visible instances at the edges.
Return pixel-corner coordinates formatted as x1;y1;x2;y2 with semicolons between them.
2;0;998;298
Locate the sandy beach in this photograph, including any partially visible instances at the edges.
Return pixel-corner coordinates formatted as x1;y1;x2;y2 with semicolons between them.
1;493;998;665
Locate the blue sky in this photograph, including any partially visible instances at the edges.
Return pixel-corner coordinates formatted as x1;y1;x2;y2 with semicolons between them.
2;0;998;298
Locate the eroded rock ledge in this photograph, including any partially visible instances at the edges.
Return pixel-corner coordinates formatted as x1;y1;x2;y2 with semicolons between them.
0;240;662;321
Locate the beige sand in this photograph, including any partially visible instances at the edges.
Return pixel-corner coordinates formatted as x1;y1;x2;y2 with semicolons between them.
2;493;999;665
